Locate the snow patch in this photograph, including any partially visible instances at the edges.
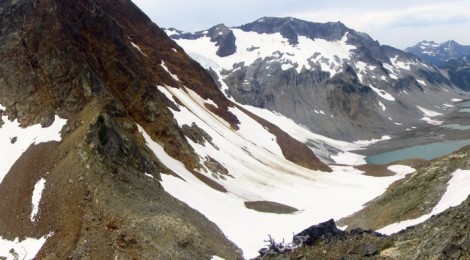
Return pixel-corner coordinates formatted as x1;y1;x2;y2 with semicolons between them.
130;42;148;57
417;106;443;125
390;55;415;71
416;79;427;86
353;135;391;146
31;178;46;222
369;85;395;101
378;101;386;111
387;165;415;176
417;106;442;117
160;61;180;81
144;172;154;179
0;233;53;260
421;117;443;125
331;152;366;166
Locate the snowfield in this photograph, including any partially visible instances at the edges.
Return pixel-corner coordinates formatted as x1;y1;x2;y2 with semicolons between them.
139;86;417;258
174;29;356;76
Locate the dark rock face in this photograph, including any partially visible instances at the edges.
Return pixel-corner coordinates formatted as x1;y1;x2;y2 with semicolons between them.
293;219;347;246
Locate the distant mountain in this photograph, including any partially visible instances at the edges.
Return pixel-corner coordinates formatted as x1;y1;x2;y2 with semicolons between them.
405;40;470;67
169;17;460;141
442;55;470;91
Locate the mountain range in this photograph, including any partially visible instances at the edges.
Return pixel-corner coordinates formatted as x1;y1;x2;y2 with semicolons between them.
1;1;470;259
406;40;470;92
168;17;462;141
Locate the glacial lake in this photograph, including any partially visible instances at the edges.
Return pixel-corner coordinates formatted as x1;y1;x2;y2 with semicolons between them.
365;139;470;165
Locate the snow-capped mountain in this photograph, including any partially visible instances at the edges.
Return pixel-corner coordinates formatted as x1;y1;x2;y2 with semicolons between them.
405;40;470;67
168;17;462;141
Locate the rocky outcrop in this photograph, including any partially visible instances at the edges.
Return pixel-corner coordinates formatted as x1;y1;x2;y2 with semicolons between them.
293;219;347;246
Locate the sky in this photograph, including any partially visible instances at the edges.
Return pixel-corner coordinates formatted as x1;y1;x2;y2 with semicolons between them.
133;0;470;49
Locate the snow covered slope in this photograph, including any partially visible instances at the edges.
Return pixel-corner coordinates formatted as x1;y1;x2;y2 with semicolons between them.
0;104;65;259
0;104;66;184
136;83;415;257
168;17;464;141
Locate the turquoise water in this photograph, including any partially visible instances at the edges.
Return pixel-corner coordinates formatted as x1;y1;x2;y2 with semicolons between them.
459;108;470;113
365;139;470;165
459;100;470;107
441;124;470;130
